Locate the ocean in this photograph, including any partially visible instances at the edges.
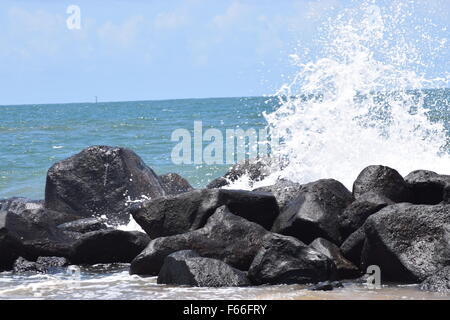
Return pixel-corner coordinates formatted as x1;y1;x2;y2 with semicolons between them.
1;91;449;200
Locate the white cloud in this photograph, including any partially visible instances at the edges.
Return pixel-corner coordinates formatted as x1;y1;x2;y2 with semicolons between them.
97;15;146;48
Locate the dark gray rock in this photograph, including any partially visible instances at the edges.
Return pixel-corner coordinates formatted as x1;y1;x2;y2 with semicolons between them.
159;173;194;195
340;227;366;267
272;179;353;245
206;157;273;189
0;210;76;261
420;266;450;293
308;280;343;291
405;170;450;205
338;192;393;239
45;146;166;225
157;250;250;287
0;230;27;272
130;206;270;275
131;188;279;238
13;256;68;274
248;233;336;285
253;179;303;212
361;203;450;282
352;165;411;202
57;218;108;234
70;230;150;265
1;197;78;226
309;238;360;279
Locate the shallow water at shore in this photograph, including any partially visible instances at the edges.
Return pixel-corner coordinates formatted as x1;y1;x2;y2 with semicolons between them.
0;264;449;300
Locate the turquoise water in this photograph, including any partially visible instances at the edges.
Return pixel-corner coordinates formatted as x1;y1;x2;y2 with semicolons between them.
0;91;449;200
0;97;278;199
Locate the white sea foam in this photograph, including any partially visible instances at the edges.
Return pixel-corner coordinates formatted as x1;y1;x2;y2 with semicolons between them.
230;1;450;190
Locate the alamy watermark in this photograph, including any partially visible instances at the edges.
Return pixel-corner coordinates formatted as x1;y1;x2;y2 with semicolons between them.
66;5;81;30
171;121;279;165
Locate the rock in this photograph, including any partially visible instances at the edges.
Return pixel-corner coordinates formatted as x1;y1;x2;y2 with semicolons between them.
361;203;450;282
338;192;393;239
352;165;411;202
308;280;343;291
206;157;273;189
44;146;166;225
309;238;360;279
159;173;194;195
248;233;336;285
13;256;68;274
57;218;108;234
130;206;270;275
340;227;366;267
70;229;150;265
157;250;250;287
272;179;353;245
420;266;450;293
1;197;78;226
0;210;75;260
131;188;279;238
253;179;303;212
0;231;27;271
405;170;450;205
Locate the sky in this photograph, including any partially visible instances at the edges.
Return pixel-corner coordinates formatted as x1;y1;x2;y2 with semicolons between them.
0;0;449;105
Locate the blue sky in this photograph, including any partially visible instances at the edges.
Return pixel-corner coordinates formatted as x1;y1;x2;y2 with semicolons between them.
0;0;448;105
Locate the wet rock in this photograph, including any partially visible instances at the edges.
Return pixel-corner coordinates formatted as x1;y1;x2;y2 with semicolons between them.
70;230;150;265
272;179;353;245
130;206;270;276
338;192;393;239
405;170;450;205
1;197;78;226
45;146;166;225
361;203;450;282
157;250;250;287
253;179;303;212
248;233;336;285
308;280;343;291
0;210;75;260
352;165;411;202
340;227;366;267
309;238;360;279
13;256;68;274
131;188;279;238
420;266;450;293
57;218;108;234
0;230;27;271
159;173;194;195
206;157;273;189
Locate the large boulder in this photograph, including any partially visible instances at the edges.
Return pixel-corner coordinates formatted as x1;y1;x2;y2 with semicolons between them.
69;229;150;265
338;192;393;239
44;146;166;225
352;165;411;202
309;238;359;279
361;203;450;282
420;266;450;293
340;227;366;267
405;170;450;205
159;173;194;195
131;188;279;238
248;233;336;285
206;157;273;189
272;179;353;245
253;179;303;212
0;210;76;261
157;250;250;287
130;206;270;275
